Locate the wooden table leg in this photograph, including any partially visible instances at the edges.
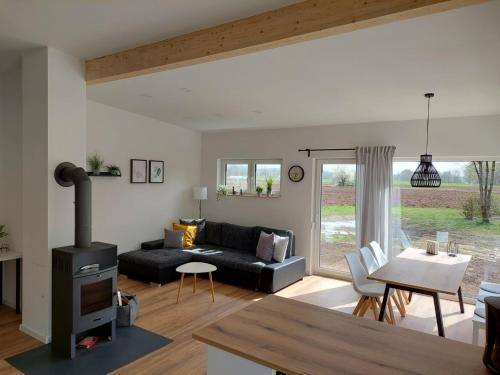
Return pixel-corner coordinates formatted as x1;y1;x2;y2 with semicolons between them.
408;291;413;302
378;284;390;322
208;272;215;302
177;273;185;304
457;286;464;314
16;259;20;314
193;273;197;293
432;292;445;337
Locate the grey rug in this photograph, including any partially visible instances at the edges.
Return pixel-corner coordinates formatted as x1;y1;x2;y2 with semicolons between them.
6;326;172;375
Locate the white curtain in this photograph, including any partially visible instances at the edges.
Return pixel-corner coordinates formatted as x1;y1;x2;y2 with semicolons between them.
355;146;396;259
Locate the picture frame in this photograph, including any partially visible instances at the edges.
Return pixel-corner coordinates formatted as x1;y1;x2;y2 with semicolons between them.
149;160;164;183
130;159;147;183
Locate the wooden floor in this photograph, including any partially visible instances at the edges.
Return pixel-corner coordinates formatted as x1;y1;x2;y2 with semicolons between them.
0;275;484;374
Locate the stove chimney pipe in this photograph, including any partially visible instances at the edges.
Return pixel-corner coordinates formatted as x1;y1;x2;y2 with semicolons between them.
54;162;92;248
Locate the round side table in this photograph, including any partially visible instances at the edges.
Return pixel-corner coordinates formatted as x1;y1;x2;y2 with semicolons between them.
176;262;217;303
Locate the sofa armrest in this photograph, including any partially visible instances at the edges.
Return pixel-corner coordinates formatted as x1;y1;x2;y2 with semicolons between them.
260;256;305;293
141;239;164;250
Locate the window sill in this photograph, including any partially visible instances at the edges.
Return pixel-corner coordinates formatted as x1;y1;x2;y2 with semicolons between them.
225;193;281;198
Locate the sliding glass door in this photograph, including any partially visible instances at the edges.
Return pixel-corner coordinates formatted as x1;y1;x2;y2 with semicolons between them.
314;159;357;276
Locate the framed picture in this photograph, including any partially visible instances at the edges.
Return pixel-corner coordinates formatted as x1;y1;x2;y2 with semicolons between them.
130;159;147;183
149;160;164;183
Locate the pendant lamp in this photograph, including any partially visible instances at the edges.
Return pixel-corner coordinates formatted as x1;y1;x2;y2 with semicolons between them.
410;93;441;188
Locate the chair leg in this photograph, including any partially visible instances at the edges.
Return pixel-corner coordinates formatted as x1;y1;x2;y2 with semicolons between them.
370;298;379;320
387;298;396;325
375;298;392;324
353;296;366;316
358;298;371;317
393;293;406;317
401;290;410;304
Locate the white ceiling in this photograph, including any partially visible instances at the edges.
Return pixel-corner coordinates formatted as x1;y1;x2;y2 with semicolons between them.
86;1;500;132
0;0;298;70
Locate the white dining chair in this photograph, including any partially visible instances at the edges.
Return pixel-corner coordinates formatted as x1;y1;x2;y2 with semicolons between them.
345;252;394;324
359;247;406;320
369;241;410;305
368;241;388;266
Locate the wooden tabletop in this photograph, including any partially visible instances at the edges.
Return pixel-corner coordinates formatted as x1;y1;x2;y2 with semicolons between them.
368;248;471;295
193;295;486;375
0;251;22;262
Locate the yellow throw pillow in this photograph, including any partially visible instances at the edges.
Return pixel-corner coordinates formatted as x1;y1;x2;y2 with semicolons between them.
172;223;198;248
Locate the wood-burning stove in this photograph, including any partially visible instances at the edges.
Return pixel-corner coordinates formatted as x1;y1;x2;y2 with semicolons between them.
52;243;117;358
52;162;118;358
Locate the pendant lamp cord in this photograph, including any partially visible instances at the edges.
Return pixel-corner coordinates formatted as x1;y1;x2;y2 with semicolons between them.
426;95;430;155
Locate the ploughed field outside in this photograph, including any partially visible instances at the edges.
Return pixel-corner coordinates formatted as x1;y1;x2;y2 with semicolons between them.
320;185;500;298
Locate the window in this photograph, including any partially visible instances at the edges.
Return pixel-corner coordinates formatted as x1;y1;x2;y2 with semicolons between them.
221;159;282;196
393;160;500;299
316;159;356;275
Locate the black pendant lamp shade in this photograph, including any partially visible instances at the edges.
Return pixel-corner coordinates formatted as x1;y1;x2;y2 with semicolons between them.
411;93;441;188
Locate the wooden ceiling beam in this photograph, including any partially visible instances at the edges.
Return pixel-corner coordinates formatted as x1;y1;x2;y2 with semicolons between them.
86;0;485;84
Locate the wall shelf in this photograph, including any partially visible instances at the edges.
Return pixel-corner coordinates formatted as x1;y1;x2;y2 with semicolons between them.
86;172;121;177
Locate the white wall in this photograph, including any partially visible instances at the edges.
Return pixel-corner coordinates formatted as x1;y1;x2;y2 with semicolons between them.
87;101;201;253
201;115;500;273
21;47;87;342
0;67;22;307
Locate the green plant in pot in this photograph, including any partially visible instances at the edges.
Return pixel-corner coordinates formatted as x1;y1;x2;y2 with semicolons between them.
256;185;264;196
87;153;104;175
216;185;228;200
0;225;8;253
265;177;273;196
106;164;121;176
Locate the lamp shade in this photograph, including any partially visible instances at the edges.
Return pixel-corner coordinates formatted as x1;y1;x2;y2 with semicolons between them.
193;186;207;200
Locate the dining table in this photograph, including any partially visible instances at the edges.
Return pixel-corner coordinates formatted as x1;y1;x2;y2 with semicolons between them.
367;247;471;337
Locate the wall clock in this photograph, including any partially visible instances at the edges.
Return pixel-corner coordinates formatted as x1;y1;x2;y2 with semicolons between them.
288;165;304;182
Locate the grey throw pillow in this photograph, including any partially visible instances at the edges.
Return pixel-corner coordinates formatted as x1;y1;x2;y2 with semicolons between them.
164;229;184;248
273;235;289;262
256;231;275;261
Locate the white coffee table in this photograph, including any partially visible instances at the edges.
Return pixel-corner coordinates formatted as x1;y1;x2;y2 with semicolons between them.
176;262;217;303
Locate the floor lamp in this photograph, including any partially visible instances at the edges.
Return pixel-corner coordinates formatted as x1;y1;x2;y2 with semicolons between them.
193;187;207;219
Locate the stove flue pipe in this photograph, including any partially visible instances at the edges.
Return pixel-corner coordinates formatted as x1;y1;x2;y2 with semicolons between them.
54;162;92;249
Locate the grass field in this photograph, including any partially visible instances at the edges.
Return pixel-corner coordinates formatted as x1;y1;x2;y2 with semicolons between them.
321;204;500;235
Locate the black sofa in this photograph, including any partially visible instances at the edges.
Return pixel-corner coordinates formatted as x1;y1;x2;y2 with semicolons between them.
118;221;305;293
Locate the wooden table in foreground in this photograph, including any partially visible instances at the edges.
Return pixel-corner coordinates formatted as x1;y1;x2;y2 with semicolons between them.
368;247;471;337
193;295;486;375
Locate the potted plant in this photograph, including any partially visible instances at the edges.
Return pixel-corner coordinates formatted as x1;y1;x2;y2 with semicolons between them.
216;185;228;200
256;185;264;196
87;153;104;175
266;177;273;196
0;225;8;253
106;164;121;176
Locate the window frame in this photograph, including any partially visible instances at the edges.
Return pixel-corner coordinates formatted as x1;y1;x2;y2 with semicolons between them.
220;158;283;196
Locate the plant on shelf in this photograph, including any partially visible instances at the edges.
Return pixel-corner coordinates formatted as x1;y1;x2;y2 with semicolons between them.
87;153;104;175
256;185;264;196
216;185;228;200
0;225;8;253
0;225;7;240
266;177;273;196
106;164;121;176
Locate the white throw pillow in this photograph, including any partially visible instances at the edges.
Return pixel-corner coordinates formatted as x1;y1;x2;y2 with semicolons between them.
273;235;289;263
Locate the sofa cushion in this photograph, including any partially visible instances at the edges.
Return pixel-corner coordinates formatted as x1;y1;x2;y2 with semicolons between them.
221;223;255;252
118;249;192;269
254;226;294;258
180;218;206;244
256;231;275;261
273;235;289;263
205;221;222;245
164;229;185;248
172;223;198;247
191;247;272;274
